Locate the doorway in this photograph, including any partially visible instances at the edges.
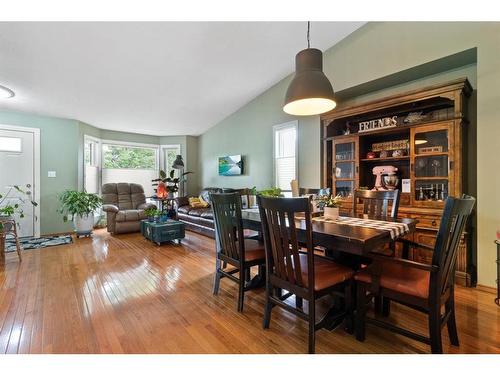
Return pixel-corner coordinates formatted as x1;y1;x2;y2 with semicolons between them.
0;125;40;237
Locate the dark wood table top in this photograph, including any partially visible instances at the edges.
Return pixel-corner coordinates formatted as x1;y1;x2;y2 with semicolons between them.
241;209;417;256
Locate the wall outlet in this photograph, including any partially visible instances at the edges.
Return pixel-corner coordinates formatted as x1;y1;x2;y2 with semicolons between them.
48;171;57;178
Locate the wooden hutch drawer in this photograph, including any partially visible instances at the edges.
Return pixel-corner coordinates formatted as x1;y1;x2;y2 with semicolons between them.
416;216;441;229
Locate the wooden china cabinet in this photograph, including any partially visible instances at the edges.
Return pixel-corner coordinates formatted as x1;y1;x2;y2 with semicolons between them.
321;78;475;286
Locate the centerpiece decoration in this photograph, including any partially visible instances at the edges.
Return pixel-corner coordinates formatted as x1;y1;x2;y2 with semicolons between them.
58;190;102;237
318;194;342;220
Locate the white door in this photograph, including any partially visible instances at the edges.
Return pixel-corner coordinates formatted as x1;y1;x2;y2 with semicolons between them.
0;128;35;237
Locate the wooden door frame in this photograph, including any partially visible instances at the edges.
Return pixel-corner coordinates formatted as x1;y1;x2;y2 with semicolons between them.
0;124;41;237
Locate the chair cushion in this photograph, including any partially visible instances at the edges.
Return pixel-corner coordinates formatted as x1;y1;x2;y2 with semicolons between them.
115;209;146;222
299;254;354;292
354;260;430;299
200;209;214;219
243;239;265;262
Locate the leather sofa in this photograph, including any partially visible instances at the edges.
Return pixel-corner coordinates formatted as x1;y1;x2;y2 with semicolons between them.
102;183;156;234
176;187;254;238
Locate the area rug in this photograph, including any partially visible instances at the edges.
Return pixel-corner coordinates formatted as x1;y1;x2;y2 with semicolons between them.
4;235;73;253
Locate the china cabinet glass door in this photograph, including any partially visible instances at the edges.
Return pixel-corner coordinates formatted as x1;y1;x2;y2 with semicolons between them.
332;137;358;199
411;122;454;206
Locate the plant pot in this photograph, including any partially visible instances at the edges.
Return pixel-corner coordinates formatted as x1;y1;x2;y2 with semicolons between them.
74;213;95;235
324;207;339;220
148;217;155;223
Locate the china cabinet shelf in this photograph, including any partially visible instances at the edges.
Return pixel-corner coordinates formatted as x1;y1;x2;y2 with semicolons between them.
321;78;474;287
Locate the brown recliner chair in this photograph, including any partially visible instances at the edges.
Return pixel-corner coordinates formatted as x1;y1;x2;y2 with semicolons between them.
101;183;156;234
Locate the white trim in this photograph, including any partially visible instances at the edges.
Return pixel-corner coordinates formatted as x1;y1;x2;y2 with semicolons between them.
272;120;298;192
101;138;159;149
160;144;182;171
83;134;102;194
0;124;41;237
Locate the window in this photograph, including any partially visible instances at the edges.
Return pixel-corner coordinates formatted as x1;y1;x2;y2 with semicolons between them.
84;136;100;194
102;144;157;170
273;121;297;196
161;144;182;195
101;142;159;196
0;136;22;152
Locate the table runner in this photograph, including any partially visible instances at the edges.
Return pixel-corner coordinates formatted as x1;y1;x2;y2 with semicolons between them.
312;216;410;239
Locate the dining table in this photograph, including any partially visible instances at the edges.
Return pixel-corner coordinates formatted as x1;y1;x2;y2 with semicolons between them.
240;208;418;331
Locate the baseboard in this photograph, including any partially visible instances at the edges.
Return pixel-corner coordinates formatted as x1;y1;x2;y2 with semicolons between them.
39;231;74;237
475;284;497;294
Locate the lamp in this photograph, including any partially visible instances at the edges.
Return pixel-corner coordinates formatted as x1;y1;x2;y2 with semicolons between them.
283;22;336;116
172;155;185;196
172;155;184;169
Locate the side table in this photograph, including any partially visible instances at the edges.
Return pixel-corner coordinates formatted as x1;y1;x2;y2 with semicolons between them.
141;219;185;246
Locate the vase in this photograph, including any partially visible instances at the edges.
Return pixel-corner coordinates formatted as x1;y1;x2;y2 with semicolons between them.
324;207;339;220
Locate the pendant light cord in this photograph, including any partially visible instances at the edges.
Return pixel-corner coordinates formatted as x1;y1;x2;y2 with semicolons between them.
307;21;310;49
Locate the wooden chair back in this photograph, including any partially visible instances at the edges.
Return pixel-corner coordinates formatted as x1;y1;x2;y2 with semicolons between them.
257;195;314;295
430;195;475;298
353;189;401;219
210;193;244;263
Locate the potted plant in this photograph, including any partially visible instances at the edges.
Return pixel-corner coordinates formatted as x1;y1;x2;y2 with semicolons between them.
0;185;38;255
144;207;158;222
251;186;284;197
152;169;193;199
319;194;342;220
58;190;102;236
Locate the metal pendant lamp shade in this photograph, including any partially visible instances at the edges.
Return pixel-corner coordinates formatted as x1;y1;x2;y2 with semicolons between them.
283;48;336;116
172;155;184;169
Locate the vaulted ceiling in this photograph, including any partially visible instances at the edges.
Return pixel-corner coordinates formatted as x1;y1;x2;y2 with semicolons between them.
0;22;364;135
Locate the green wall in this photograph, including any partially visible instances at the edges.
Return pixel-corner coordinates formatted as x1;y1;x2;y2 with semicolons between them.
0;114;199;235
0;111;79;234
199;22;500;288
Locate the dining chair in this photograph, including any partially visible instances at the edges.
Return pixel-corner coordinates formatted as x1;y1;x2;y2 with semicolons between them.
354;195;475;353
257;195;355;354
210;192;266;312
351;189;401;314
353;189;401;220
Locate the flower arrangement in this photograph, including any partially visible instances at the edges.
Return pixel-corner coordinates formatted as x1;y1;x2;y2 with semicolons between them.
317;194;343;220
319;194;343;208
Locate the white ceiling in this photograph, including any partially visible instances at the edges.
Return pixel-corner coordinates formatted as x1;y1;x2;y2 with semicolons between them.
0;22;364;136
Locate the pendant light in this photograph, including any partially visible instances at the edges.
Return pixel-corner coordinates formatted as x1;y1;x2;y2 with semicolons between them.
283;22;336;116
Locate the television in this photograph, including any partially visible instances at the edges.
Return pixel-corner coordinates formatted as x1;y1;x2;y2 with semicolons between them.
218;155;243;176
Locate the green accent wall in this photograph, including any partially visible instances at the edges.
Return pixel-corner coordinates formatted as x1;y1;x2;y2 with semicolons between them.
198;22;500;287
0;111;79;234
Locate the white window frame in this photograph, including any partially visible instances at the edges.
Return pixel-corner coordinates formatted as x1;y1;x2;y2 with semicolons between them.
272;120;298;194
101;139;160;171
160;144;182;172
83;135;101;194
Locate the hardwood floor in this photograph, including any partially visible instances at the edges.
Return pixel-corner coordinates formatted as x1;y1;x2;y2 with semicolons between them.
0;229;498;354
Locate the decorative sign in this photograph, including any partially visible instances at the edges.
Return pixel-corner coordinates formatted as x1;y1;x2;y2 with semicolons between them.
372;139;409;152
418;146;443;154
358;116;398;133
